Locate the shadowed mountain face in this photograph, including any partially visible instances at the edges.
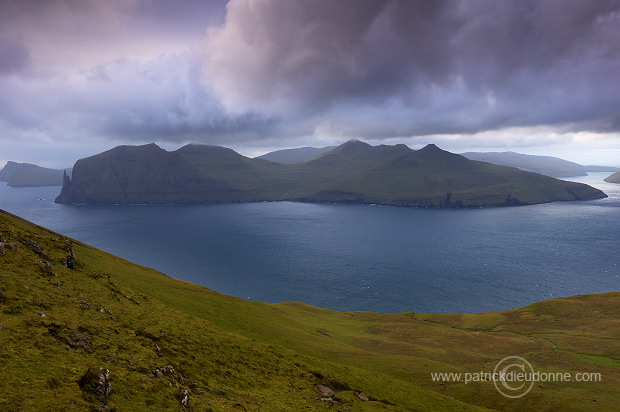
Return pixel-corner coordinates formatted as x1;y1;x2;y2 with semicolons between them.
0;161;68;187
55;140;607;207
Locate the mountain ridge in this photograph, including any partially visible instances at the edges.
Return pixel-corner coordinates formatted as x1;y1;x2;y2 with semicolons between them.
55;141;607;207
258;145;620;177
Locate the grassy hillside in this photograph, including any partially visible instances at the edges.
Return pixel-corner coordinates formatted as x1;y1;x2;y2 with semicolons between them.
1;209;618;410
55;141;606;207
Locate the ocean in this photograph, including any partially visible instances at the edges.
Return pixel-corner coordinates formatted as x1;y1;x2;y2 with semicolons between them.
1;173;618;314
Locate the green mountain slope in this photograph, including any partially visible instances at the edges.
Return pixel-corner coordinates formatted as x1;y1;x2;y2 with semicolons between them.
258;146;620;177
55;141;607;206
0;161;67;187
288;144;606;206
1;210;619;410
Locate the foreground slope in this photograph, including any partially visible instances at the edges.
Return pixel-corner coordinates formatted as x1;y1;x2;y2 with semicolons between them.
55;141;606;206
0;209;477;411
1;209;619;411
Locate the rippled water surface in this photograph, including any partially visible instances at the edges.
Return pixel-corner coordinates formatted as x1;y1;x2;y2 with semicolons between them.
1;173;618;313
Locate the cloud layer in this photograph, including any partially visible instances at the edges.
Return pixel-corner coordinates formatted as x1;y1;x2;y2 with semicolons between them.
1;0;620;165
205;0;620;138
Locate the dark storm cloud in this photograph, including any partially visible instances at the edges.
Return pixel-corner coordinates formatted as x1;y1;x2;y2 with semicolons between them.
1;0;620;157
205;0;461;113
0;38;29;75
205;0;620;138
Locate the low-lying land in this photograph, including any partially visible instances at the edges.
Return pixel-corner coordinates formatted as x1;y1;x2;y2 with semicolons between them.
1;209;618;411
604;171;620;183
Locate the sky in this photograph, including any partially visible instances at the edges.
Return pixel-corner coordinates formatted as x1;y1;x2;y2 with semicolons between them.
1;0;620;169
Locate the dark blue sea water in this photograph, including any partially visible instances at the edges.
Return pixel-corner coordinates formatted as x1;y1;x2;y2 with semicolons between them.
1;173;618;314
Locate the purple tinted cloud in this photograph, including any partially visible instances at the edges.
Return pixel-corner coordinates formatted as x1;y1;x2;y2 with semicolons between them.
205;0;620;138
0;0;619;154
0;37;29;75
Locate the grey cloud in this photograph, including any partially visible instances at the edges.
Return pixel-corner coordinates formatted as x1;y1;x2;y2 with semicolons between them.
86;54;279;143
0;38;29;75
206;0;460;113
0;49;279;144
2;0;620;153
205;0;620;139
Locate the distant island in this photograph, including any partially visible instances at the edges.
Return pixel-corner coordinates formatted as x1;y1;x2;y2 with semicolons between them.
255;146;335;163
55;140;607;207
462;151;586;177
258;146;619;178
0;161;70;187
604;171;620;183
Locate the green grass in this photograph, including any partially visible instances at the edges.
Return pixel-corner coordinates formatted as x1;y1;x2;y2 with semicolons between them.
1;209;618;411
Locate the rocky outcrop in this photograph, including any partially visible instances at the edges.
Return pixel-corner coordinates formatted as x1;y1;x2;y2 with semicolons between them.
0;231;18;257
65;331;93;353
61;240;79;269
40;260;57;277
22;238;43;256
179;389;190;408
78;368;112;404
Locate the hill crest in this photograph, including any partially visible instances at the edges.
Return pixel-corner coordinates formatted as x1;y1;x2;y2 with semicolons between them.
55;140;607;207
